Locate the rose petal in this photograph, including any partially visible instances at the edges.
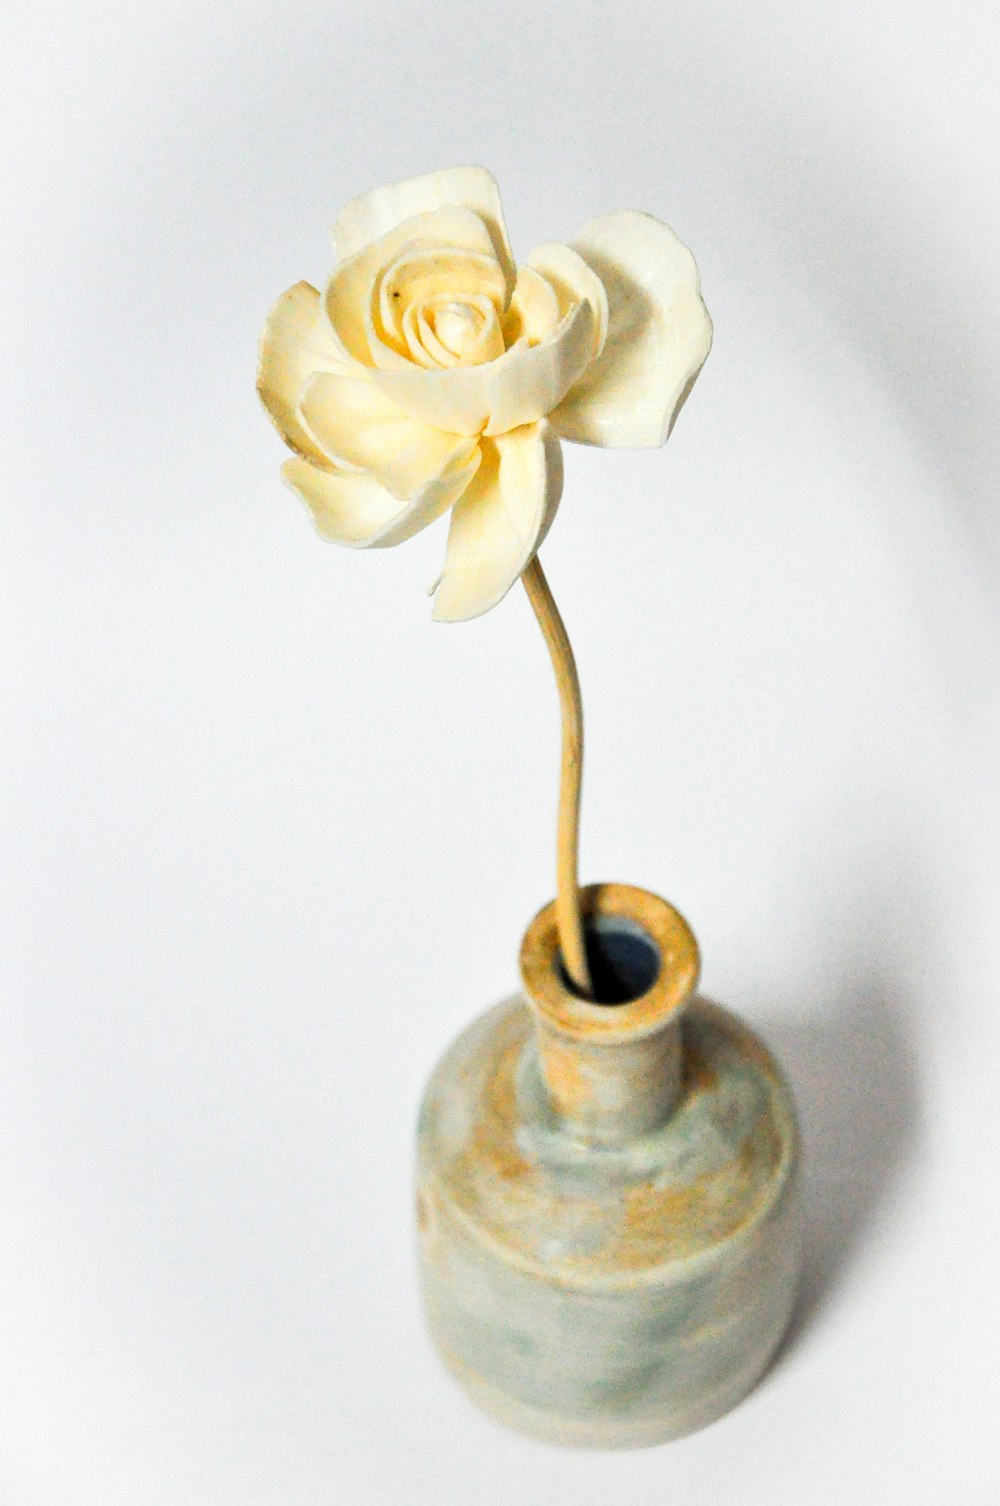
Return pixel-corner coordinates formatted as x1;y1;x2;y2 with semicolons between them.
257;282;347;466
501;265;560;347
299;370;479;502
369;299;595;438
325;207;501;369
333;166;516;297
483;301;595;435
282;458;407;545
547;210;712;447
431;422;563;621
283;446;479;550
525;242;609;357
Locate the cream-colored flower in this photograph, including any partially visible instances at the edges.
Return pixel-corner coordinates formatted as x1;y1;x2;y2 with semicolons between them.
258;166;712;621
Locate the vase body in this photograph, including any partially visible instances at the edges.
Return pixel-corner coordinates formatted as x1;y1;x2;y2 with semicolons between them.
415;884;801;1449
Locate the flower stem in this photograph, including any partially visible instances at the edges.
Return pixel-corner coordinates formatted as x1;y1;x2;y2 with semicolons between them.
522;554;593;998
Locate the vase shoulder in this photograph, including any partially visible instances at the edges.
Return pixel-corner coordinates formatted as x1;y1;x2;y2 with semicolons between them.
418;995;797;1284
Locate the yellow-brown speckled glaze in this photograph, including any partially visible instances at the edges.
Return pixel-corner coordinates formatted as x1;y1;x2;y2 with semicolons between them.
415;885;801;1448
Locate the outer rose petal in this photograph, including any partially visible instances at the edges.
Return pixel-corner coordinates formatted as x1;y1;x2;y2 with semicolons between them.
283;448;480;550
257;282;347;465
525;242;609;357
369;300;596;438
548;211;713;448
333;166;516;298
502;265;560;346
432;422;563;622
298;370;479;502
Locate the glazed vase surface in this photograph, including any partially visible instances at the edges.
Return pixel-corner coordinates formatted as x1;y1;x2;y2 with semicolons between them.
415;884;801;1449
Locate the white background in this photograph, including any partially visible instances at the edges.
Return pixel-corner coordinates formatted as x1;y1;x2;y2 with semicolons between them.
2;2;999;1500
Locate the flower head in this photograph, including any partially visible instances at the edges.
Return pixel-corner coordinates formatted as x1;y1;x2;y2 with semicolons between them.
258;166;712;621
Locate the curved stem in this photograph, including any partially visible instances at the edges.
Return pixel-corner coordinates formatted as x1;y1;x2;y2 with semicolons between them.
522;554;592;998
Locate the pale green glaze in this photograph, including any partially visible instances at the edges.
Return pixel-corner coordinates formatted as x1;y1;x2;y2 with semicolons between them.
415;890;801;1448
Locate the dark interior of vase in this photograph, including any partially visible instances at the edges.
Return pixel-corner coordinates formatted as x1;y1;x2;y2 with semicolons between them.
560;915;661;1005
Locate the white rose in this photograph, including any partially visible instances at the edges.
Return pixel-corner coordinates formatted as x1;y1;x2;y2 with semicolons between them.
258;166;712;621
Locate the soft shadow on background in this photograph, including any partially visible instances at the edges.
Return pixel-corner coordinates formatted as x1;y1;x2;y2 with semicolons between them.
694;974;921;1371
700;824;931;1372
767;979;922;1360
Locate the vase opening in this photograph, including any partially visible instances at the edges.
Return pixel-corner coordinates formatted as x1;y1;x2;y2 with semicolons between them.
559;915;661;1005
521;884;700;1044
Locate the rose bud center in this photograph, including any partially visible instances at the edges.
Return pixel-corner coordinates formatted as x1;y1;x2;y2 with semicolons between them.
434;299;485;360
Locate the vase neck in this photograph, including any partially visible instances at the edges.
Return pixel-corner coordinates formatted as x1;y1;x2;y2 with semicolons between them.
519;883;700;1148
532;1015;683;1146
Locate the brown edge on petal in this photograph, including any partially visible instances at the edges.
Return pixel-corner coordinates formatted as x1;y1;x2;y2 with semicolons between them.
255;281;339;471
519;882;700;1043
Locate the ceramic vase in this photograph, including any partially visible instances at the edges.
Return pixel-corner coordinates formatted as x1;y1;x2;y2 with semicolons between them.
415;883;801;1448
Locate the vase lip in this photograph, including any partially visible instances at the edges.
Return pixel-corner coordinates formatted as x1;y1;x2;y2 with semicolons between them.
519;882;700;1044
